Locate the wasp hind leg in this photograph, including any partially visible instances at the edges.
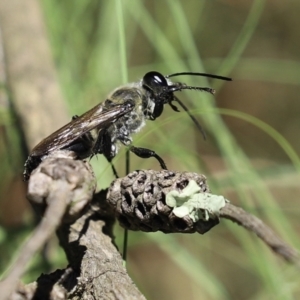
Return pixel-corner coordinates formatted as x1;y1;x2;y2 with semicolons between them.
129;146;167;169
23;155;42;181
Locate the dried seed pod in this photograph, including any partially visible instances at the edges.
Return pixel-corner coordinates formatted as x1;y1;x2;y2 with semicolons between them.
107;170;220;234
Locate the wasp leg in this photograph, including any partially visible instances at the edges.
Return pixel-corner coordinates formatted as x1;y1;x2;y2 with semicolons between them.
93;129;120;178
23;155;42;181
108;163;119;178
65;141;91;156
130;146;167;169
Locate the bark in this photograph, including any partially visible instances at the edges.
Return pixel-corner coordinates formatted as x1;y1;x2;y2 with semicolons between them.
0;155;146;300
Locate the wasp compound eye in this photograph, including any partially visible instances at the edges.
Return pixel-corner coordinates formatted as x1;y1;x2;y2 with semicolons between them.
142;71;168;89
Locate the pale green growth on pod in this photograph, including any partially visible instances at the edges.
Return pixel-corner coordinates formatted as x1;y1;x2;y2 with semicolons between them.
166;180;228;222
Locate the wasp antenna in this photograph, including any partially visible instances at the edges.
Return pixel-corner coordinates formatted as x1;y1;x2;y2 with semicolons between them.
169;85;215;95
173;96;206;140
186;86;215;95
166;72;232;82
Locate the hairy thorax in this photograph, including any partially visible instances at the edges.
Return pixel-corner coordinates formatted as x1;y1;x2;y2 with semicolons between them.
104;85;152;156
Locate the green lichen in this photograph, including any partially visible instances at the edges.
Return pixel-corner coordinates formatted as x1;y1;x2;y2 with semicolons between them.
166;180;227;222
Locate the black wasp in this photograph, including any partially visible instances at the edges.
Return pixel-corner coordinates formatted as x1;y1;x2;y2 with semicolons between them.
23;71;231;180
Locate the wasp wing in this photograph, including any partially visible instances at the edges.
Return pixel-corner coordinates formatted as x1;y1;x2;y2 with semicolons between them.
30;102;133;156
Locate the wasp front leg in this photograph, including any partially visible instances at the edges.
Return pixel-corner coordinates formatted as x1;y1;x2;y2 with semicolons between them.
129;146;167;170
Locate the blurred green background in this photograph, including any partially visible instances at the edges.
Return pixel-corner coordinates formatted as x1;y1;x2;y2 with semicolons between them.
1;0;300;299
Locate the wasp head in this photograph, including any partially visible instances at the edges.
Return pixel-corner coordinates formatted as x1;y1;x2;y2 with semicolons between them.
141;70;232;138
142;71;173;120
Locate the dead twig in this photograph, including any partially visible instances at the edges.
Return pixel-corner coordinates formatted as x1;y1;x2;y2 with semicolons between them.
0;0;69;150
1;161;299;300
1;155;146;300
107;169;300;264
0;154;97;300
220;203;300;264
